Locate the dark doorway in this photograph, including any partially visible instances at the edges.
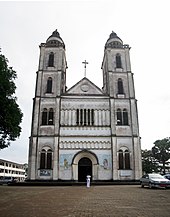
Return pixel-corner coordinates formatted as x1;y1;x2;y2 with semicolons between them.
78;157;92;182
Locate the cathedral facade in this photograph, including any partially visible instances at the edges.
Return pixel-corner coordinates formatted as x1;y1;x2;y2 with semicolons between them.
28;30;142;181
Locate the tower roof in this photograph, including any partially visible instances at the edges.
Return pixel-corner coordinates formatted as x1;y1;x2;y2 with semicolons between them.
105;31;123;49
46;29;65;48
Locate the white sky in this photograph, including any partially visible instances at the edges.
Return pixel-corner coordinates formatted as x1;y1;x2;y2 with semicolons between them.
0;0;170;164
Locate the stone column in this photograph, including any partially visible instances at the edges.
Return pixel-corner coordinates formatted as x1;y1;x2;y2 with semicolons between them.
133;137;142;180
112;137;118;180
53;136;59;180
29;137;37;180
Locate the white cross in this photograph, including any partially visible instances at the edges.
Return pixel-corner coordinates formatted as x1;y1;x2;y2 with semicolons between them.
82;60;89;77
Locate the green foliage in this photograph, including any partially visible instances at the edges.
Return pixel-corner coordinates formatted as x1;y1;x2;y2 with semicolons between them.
152;138;170;174
142;149;159;174
142;138;170;174
0;50;23;149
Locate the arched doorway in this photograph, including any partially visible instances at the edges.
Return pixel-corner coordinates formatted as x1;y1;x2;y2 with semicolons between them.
78;157;92;182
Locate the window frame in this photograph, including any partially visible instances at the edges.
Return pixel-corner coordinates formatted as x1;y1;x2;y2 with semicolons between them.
118;149;131;170
116;54;122;68
48;52;54;67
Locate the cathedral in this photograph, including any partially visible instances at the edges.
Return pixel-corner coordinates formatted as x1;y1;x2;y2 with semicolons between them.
28;30;142;181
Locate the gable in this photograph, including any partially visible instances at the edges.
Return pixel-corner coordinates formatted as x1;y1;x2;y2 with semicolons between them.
66;77;104;95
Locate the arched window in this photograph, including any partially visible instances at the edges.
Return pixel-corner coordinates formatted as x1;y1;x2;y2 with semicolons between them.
42;108;48;125
46;77;52;93
123;109;128;125
118;149;130;170
41;108;54;125
40;149;46;169
40;148;53;169
118;78;124;94
116;109;129;126
47;149;52;169
125;150;130;169
48;53;54;67
48;108;54;125
118;150;123;169
116;54;122;68
117;109;122;125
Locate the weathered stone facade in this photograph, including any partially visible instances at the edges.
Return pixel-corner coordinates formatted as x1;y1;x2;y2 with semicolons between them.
28;30;142;181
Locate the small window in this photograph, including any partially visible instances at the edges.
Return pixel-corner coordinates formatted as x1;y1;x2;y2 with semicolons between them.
40;149;46;169
76;109;79;125
116;54;122;68
118;78;124;94
46;77;52;93
123;109;128;125
42;108;48;125
80;109;83;125
117;109;122;125
91;109;94;125
48;108;54;125
47;150;52;169
88;109;90;125
118;150;123;169
125;150;130;169
84;109;87;126
48;53;54;67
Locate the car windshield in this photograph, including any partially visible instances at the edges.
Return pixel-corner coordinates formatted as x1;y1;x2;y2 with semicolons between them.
149;174;164;179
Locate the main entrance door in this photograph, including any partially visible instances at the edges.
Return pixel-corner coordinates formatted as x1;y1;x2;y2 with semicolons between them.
78;157;92;182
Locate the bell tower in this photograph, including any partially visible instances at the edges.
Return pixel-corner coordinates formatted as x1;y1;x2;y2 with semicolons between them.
102;32;142;180
38;29;67;96
102;31;133;97
28;30;67;180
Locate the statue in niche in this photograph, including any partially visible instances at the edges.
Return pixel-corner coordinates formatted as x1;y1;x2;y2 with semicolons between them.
64;158;68;169
103;159;108;169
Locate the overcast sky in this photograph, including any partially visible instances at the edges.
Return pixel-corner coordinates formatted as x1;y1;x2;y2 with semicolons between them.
0;0;170;164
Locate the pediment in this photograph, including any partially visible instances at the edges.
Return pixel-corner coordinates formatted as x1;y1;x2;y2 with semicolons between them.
66;77;103;95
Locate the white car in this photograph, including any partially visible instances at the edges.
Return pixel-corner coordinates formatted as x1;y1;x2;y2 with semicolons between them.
140;173;170;189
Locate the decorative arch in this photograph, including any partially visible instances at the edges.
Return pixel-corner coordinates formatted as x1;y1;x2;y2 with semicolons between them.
72;150;98;165
72;150;98;181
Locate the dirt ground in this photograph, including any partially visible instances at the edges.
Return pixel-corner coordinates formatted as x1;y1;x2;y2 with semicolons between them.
0;185;170;217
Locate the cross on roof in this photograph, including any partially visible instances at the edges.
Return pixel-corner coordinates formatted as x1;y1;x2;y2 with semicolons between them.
82;60;88;77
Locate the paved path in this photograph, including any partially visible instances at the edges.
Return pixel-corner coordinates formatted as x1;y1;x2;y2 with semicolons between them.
0;185;170;217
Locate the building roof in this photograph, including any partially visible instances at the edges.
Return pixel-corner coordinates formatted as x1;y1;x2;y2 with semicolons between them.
46;29;65;48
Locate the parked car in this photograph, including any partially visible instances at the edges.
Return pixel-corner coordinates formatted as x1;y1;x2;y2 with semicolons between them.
0;177;17;185
164;174;170;180
140;173;170;189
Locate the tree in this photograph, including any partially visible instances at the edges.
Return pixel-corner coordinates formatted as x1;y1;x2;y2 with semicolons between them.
152;138;170;174
0;50;23;149
141;149;159;174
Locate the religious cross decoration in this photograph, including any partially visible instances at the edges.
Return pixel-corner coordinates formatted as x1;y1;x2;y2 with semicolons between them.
82;60;89;77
